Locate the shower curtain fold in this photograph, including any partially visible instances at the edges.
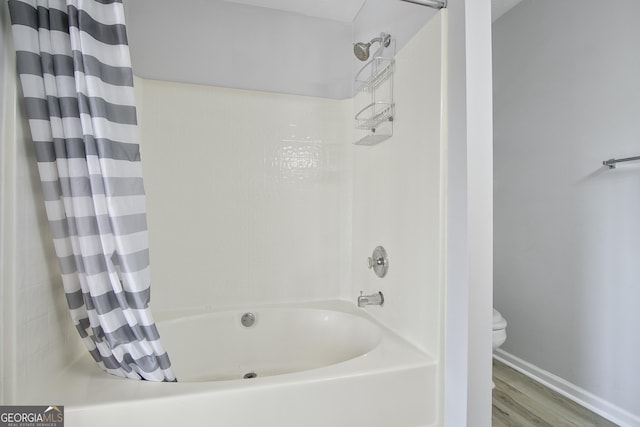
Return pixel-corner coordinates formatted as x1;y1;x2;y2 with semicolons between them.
8;0;175;382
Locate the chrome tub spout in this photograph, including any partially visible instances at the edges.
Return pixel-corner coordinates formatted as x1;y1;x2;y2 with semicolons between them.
358;291;384;307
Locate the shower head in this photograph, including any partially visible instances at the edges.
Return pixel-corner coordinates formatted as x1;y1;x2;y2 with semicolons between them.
353;42;371;61
353;33;391;61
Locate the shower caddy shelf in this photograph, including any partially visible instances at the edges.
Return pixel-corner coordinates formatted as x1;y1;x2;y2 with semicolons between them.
354;55;395;146
355;56;394;93
354;102;394;130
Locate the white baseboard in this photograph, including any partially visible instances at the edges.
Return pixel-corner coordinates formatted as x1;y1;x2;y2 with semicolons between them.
494;349;640;427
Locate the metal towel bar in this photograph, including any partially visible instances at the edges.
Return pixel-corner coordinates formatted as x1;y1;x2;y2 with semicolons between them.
603;155;640;169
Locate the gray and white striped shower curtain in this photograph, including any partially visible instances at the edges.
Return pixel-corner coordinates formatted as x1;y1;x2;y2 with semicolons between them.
8;0;175;381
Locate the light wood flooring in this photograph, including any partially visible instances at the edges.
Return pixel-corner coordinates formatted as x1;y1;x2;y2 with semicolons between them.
492;359;619;426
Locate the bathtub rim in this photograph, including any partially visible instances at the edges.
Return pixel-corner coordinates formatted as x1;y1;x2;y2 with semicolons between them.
152;298;384;324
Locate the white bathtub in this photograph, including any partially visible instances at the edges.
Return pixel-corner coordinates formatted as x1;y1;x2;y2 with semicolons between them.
37;300;438;427
158;306;383;382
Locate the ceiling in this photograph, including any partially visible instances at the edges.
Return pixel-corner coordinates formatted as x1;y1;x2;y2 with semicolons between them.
223;0;366;22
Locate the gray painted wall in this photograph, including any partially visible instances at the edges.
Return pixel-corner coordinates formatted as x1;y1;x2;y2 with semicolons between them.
493;0;640;421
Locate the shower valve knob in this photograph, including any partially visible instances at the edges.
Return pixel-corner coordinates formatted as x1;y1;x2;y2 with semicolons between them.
368;256;384;268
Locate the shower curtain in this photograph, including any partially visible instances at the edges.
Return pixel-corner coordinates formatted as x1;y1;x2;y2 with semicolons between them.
8;0;175;381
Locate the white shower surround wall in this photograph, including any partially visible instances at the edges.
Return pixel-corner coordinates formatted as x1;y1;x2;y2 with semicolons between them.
352;2;444;358
135;78;353;310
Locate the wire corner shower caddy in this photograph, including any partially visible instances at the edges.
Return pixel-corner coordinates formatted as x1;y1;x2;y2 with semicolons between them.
352;1;446;146
353;37;396;146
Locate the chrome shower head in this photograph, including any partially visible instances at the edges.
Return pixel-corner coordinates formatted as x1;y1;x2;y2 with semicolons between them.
353;42;371;61
353;33;391;61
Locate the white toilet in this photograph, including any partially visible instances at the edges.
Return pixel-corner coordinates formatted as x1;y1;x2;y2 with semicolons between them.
492;309;507;352
492;309;507;389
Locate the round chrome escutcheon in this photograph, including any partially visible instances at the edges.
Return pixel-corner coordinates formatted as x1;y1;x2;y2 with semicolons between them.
241;312;256;327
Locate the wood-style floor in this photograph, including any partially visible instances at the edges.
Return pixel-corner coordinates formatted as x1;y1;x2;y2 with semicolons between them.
492;359;619;426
